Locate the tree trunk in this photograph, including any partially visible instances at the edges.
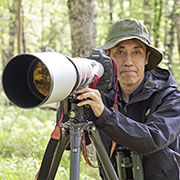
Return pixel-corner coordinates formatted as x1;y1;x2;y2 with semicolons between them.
18;0;23;54
40;0;45;51
67;0;97;160
67;0;96;57
168;22;175;73
109;0;113;24
129;0;132;17
118;0;124;19
5;0;18;63
153;0;163;47
174;0;180;60
143;0;152;36
22;8;27;53
164;0;176;73
168;0;178;73
0;1;17;96
163;0;168;54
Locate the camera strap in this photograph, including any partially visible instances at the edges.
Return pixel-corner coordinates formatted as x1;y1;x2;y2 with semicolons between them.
91;74;100;89
81;131;100;168
35;108;65;180
81;74;101;168
110;58;119;158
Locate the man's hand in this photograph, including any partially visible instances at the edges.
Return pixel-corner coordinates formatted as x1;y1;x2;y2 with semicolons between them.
74;87;104;117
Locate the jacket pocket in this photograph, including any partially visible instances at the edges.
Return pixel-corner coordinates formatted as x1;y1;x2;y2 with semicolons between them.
154;148;179;180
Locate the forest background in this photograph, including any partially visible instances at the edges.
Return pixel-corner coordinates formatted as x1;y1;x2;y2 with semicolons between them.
0;0;180;179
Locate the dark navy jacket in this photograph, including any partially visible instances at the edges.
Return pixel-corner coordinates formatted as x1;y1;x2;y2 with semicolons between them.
57;67;180;180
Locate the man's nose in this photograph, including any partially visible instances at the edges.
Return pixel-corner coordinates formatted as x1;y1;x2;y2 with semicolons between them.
124;54;133;66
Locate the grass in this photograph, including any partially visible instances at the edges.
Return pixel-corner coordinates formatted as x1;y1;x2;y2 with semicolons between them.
0;104;100;180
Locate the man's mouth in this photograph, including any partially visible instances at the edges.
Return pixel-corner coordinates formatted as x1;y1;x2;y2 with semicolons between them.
121;70;136;73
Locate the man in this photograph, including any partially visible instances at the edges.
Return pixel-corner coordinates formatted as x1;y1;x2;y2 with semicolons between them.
57;18;180;180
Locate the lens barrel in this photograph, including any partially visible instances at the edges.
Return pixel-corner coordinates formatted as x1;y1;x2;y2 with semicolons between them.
2;52;104;108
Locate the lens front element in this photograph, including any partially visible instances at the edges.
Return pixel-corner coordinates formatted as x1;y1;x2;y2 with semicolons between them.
32;61;50;97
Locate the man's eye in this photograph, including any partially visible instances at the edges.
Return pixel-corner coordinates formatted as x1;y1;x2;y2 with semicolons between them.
117;50;124;55
134;51;141;55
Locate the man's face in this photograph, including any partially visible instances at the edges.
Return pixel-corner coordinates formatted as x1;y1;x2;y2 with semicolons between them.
108;39;149;88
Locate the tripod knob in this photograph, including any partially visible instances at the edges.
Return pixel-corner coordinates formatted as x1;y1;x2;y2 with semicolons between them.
69;110;77;118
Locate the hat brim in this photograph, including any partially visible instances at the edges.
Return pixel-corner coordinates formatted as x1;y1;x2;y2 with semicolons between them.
99;36;163;71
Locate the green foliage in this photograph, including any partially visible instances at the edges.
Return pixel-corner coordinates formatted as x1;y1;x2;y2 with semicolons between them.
0;105;100;179
0;105;55;158
22;0;71;55
0;156;39;180
0;0;180;74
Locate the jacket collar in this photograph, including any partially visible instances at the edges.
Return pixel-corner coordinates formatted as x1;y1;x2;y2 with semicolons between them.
101;67;177;104
130;67;177;103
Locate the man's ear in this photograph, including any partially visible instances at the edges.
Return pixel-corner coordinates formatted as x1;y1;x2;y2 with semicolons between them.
145;51;151;65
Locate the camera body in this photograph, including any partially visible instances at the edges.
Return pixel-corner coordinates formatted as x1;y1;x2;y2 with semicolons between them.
88;49;115;91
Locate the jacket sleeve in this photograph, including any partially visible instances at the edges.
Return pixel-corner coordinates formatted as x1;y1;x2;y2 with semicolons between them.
94;90;180;156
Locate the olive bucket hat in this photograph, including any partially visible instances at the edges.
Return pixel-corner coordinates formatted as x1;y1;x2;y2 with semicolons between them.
99;18;163;71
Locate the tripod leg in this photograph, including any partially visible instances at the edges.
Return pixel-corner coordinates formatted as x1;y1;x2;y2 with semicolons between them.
131;151;144;180
69;125;82;180
88;125;119;180
47;127;70;180
115;151;125;180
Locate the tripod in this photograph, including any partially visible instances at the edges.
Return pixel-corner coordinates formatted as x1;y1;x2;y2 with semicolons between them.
36;95;119;180
115;146;144;180
36;95;144;180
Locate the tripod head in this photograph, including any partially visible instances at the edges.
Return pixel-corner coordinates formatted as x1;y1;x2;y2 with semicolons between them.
65;93;93;122
60;94;93;131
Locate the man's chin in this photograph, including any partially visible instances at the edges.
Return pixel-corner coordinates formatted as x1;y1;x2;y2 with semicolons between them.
119;77;138;86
